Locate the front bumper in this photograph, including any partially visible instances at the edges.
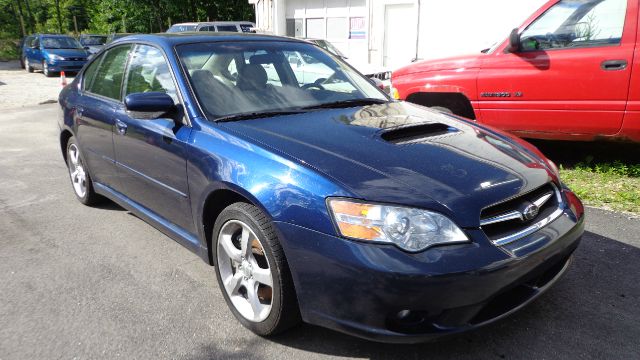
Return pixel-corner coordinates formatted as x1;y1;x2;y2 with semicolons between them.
47;60;87;73
274;191;584;343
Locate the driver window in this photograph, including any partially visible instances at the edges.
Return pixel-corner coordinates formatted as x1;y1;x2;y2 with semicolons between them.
520;0;627;51
124;45;178;103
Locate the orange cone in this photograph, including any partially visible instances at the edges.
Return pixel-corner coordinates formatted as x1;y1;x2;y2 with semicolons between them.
60;71;67;87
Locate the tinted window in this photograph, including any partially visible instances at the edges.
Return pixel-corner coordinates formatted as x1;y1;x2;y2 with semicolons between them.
82;54;102;91
86;45;131;100
240;24;255;33
520;0;627;51
217;25;238;32
124;45;178;103
80;36;107;46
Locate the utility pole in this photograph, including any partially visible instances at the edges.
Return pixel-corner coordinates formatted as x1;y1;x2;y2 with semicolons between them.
73;15;79;35
122;15;127;33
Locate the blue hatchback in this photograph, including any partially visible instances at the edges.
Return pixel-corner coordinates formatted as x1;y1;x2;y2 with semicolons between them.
57;33;584;343
25;34;89;76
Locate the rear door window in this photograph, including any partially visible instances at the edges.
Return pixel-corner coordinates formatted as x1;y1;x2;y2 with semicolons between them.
85;45;131;100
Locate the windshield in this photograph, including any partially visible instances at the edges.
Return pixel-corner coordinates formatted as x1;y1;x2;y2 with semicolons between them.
80;36;107;46
167;25;197;33
43;37;82;49
177;41;388;120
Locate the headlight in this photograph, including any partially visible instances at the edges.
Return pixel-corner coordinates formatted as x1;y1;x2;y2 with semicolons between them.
327;199;468;252
48;54;65;61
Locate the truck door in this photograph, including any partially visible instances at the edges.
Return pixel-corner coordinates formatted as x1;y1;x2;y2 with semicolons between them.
477;0;636;138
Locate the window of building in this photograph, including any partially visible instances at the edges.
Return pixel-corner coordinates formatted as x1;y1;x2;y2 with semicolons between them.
306;18;325;39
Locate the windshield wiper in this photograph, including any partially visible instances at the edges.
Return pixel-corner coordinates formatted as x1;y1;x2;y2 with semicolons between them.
214;109;306;122
301;98;388;110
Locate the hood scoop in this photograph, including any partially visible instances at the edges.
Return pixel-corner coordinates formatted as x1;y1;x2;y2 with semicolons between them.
380;123;459;144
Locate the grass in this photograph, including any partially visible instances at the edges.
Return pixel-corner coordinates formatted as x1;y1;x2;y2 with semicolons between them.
560;159;640;215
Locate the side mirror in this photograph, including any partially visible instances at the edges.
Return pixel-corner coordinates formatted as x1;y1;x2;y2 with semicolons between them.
297;59;302;67
31;44;38;49
508;28;521;53
84;46;90;50
124;92;176;120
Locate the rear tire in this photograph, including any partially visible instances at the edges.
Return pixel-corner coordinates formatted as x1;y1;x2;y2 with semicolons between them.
213;202;300;336
65;136;101;206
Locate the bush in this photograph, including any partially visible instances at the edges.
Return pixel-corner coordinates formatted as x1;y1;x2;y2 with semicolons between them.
0;38;19;61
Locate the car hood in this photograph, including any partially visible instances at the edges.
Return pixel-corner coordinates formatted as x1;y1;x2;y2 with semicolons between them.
220;102;553;227
46;48;88;58
393;54;483;78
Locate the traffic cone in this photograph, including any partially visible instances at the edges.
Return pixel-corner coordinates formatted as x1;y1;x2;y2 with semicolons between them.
60;71;67;87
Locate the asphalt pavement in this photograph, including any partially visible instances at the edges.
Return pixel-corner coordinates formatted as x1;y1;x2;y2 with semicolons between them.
0;104;639;359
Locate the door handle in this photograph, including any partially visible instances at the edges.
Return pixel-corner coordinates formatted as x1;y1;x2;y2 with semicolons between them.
115;119;127;135
601;60;628;71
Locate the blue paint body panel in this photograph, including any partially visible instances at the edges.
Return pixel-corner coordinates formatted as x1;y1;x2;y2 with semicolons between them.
57;34;584;343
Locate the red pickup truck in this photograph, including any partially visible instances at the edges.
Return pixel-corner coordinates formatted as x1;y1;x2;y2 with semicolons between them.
392;0;640;142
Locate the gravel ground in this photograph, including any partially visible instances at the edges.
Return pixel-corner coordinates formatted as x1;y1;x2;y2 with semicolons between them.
0;72;638;359
0;60;72;110
0;105;639;359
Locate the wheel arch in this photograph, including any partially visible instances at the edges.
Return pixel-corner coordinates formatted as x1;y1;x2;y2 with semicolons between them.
200;185;269;266
406;92;476;120
59;129;73;162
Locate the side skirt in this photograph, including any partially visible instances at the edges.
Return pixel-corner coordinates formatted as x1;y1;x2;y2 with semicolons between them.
93;182;209;263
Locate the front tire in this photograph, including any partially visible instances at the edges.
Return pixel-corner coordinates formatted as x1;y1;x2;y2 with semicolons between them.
43;61;54;77
66;136;101;205
213;202;300;336
25;58;33;73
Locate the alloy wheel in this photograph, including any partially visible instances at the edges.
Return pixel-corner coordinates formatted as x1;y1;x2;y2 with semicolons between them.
217;220;274;322
43;61;49;76
67;143;87;198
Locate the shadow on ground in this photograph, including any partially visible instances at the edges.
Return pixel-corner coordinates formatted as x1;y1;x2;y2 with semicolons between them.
529;139;640;168
187;230;639;359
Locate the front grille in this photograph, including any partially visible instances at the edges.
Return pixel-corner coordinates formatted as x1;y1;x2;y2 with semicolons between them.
480;183;562;246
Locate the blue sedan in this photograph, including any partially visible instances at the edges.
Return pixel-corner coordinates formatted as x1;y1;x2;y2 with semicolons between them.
57;33;584;343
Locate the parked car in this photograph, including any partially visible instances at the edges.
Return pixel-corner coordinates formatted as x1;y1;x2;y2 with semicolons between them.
78;34;107;55
18;34;35;69
305;38;392;92
166;21;256;33
58;33;584;343
392;0;640;142
24;34;89;76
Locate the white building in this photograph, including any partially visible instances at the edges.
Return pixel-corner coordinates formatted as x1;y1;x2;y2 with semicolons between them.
249;0;547;70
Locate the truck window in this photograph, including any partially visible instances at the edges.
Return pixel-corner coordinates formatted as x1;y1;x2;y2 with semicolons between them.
520;0;627;51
